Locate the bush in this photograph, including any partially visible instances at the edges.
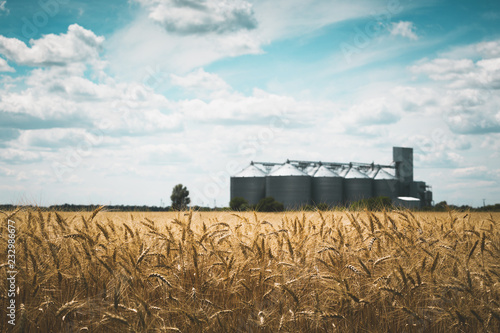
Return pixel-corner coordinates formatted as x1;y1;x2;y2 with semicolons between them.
229;197;249;211
433;201;449;212
351;196;393;211
254;197;284;212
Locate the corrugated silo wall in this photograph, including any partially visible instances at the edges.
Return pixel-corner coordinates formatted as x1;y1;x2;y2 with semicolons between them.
230;177;266;206
373;179;399;200
266;176;311;209
344;178;373;204
312;177;343;207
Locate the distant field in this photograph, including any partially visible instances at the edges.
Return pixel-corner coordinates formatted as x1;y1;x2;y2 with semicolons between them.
55;210;500;228
1;209;500;332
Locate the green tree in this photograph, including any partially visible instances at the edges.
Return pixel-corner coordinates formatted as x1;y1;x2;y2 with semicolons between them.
434;201;448;212
371;196;392;210
350;196;393;211
230;197;249;211
170;184;191;211
254;197;284;212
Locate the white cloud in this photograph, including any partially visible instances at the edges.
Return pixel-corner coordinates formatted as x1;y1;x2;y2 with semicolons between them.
16;128;93;148
0;1;8;15
416;149;464;168
135;0;257;34
452;166;490;178
106;17;263;78
392;86;438;113
0;62;183;136
107;0;395;78
393;84;500;135
476;40;500;59
0;148;41;163
344;98;401;126
411;59;475;81
0;24;104;67
0;20;334;198
170;68;230;92
0;57;14;72
390;21;418;41
412;41;500;89
437;39;500;60
175;87;322;126
408;42;500;135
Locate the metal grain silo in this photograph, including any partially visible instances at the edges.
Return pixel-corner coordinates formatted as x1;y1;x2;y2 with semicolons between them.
230;163;266;206
373;168;399;199
344;166;373;203
312;165;343;207
266;163;311;209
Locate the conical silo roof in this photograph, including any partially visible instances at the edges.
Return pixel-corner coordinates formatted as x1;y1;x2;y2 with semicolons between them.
269;163;308;176
366;167;379;179
234;164;266;178
344;167;369;179
374;168;397;180
268;164;282;174
314;165;340;177
305;165;320;176
338;166;350;177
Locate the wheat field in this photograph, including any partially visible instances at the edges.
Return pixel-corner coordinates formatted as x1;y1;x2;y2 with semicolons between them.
1;208;500;332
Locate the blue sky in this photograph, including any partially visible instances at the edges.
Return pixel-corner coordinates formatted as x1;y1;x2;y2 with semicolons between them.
0;0;500;207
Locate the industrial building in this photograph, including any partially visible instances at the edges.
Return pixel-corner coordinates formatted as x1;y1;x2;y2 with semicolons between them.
230;147;433;209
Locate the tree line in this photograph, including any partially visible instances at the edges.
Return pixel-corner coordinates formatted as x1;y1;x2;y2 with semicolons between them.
1;183;499;212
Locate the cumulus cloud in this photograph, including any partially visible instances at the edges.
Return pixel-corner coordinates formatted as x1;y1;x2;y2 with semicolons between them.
0;62;183;136
392;86;438;113
392;85;500;135
323;97;402;137
411;57;500;90
175;87;323;127
411;59;475;81
406;128;472;160
0;24;104;67
476;40;500;59
390;21;418;40
170;68;230;92
0;57;14;72
345;98;401;126
135;0;257;35
437;39;500;60
409;42;500;135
